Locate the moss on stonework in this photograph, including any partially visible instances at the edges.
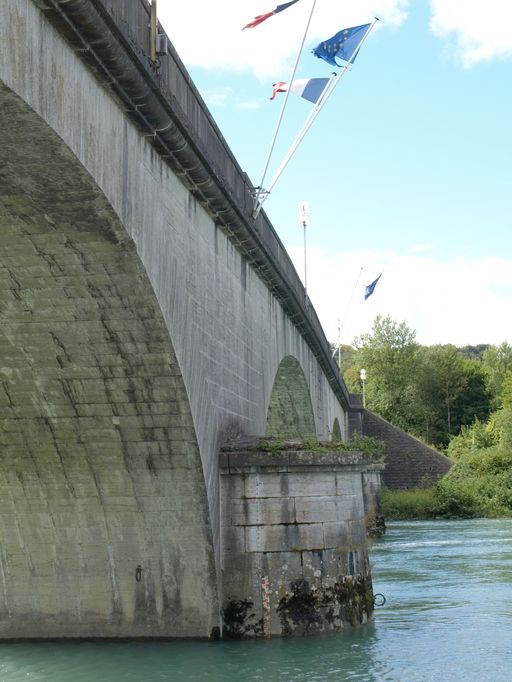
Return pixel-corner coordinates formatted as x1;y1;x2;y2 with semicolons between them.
365;508;386;538
276;574;374;636
221;599;263;639
256;435;385;461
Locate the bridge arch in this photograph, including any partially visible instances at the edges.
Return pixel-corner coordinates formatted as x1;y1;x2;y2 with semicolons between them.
265;355;316;439
0;84;217;637
0;0;358;638
332;417;342;442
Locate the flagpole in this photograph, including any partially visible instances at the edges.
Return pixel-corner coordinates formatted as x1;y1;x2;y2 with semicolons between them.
265;69;340;190
252;0;318;219
260;18;379;207
332;266;363;366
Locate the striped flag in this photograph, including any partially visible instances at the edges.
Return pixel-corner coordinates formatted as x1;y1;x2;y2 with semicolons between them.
270;78;329;104
243;1;301;30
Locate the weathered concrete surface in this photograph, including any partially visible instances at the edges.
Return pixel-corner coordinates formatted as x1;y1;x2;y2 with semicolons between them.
220;440;383;636
0;0;359;637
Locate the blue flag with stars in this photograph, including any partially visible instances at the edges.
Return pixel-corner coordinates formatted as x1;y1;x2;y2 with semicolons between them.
364;273;382;300
312;23;371;67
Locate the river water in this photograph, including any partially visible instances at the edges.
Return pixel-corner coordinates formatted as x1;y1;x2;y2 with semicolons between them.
1;518;512;681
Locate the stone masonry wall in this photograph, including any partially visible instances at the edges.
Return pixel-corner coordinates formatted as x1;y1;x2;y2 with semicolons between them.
0;84;218;638
362;410;452;489
220;440;383;637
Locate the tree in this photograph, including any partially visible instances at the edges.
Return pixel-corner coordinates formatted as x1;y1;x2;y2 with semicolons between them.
418;345;468;440
457;344;489;361
354;315;420;430
483;342;512;408
451;359;491;431
501;370;512;409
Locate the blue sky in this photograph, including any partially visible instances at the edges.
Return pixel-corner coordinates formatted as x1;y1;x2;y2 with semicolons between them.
159;1;512;347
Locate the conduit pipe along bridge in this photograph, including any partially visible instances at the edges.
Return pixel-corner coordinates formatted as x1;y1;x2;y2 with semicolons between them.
0;0;377;638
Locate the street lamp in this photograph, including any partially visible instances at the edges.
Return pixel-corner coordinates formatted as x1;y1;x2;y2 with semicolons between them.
297;201;310;295
360;368;367;408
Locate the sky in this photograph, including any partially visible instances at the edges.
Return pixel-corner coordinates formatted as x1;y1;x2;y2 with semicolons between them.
157;0;512;348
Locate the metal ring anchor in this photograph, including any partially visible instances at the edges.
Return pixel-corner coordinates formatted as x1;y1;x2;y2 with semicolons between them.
373;593;386;606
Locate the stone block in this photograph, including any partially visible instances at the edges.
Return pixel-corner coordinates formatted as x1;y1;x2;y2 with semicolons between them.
221;526;245;554
220;473;245;500
295;496;339;524
263;550;303;587
335;472;362;497
244;472;336;499
245;523;324;553
322;522;360;551
230;497;295;526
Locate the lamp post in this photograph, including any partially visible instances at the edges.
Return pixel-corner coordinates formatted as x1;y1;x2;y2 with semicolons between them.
360;368;367;408
298;201;310;295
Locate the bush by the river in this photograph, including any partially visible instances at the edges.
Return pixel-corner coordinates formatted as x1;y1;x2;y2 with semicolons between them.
381;461;512;520
382;406;512;520
380;481;484;520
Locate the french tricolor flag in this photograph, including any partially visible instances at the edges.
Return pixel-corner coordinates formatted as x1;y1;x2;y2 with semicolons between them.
270;78;330;104
243;1;301;30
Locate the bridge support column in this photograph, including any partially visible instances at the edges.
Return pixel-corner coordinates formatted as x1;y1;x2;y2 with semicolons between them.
219;439;382;637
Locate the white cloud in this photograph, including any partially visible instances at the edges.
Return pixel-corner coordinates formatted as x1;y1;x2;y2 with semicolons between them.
429;0;512;66
159;1;408;78
407;243;434;253
235;99;263;111
201;87;233;107
288;245;512;347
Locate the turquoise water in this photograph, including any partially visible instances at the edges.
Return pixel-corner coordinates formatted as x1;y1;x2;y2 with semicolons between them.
2;518;512;681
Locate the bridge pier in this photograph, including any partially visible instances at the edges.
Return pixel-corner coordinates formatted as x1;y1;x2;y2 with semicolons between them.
220;439;383;637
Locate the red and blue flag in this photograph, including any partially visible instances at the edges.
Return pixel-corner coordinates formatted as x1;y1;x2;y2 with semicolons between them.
243;1;301;30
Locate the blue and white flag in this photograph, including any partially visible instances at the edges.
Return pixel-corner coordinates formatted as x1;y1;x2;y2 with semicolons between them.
271;78;330;104
313;23;372;67
364;273;382;300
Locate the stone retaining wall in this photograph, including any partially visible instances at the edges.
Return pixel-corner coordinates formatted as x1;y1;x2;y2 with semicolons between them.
362;410;452;489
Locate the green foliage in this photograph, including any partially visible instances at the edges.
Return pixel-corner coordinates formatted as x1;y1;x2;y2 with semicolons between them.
447;419;497;460
483;342;512;408
343;363;363;394
257;435;386;461
341;315;493;448
354;315;420;431
416;344;468;441
457;344;489;361
490;407;512;449
380;486;439;520
451;359;491;432
332;344;357;376
432;479;483;518
381;481;483;520
327;320;512;521
500;372;512;409
302;434;386;461
384;416;512;521
345;432;386;461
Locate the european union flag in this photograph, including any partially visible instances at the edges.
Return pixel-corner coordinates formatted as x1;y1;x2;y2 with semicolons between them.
312;23;371;67
364;273;382;300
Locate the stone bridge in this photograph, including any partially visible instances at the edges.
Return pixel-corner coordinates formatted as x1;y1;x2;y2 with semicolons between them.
0;0;378;638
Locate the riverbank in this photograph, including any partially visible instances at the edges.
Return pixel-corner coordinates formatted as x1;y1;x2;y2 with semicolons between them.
381;440;512;520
